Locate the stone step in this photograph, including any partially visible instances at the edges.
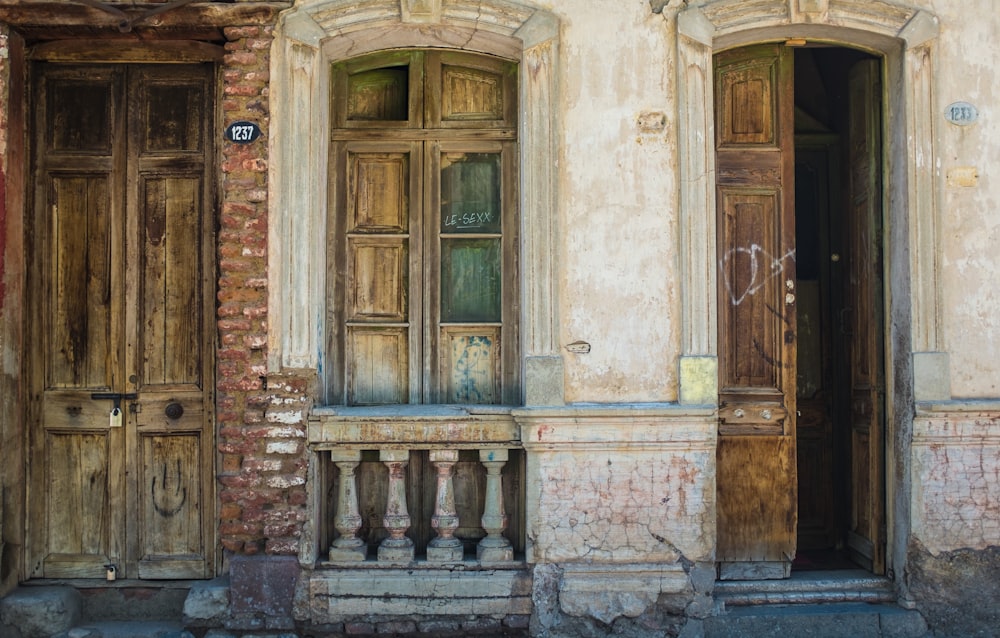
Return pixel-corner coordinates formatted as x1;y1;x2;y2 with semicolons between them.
701;602;930;638
714;569;897;606
55;621;191;638
1;583;202;638
76;584;189;622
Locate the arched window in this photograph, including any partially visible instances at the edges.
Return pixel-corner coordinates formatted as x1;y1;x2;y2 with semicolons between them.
327;50;519;405
267;1;562;408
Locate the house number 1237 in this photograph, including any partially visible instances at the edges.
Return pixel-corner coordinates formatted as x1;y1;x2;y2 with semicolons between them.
225;121;262;144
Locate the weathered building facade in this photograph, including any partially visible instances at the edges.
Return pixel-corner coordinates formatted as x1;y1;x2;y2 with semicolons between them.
0;0;998;635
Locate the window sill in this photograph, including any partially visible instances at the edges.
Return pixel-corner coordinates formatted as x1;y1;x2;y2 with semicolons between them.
307;404;520;448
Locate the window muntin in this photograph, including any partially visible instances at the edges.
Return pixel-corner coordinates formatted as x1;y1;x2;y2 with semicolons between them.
329;51;518;406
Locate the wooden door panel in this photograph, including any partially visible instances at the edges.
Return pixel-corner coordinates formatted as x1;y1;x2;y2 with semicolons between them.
140;81;206;153
426;51;516;129
349;152;411;232
346;328;409;405
43;430;118;577
718;190;786;391
139;175;203;387
717;437;796;569
715;44;797;579
47;77;114;154
716;56;778;148
348;239;408;321
440;327;501;404
46;175;115;389
137;434;206;578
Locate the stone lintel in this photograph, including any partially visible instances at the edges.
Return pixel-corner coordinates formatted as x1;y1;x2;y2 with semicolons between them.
516;404;716;450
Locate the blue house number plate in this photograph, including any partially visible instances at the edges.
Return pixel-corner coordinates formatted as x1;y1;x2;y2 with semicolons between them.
225;121;262;144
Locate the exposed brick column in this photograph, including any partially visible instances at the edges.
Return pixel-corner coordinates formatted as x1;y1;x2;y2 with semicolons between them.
216;23;310;558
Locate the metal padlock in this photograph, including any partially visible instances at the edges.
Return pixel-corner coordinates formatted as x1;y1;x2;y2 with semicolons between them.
105;564;117;581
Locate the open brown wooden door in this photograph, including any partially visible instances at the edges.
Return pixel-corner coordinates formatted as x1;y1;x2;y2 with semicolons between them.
27;64;215;580
715;44;797;580
845;59;885;573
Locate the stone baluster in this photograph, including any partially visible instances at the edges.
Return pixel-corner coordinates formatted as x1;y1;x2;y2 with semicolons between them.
378;449;414;563
427;449;463;563
328;449;367;562
477;448;513;562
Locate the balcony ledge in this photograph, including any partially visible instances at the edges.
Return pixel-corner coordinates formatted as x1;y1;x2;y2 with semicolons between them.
308;405;519;448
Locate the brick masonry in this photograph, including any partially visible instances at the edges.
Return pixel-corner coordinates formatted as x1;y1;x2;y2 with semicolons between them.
217;23;312;559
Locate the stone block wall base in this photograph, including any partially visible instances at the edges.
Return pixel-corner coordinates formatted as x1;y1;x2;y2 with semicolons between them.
229;554;299;624
308;567;532;621
183;577;230;627
907;542;1000;636
530;563;697;638
0;586;81;638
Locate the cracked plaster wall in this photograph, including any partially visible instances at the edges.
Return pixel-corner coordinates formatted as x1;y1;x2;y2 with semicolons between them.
911;411;1000;554
529;448;713;564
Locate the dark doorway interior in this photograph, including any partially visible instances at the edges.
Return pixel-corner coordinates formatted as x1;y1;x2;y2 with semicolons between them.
792;46;886;573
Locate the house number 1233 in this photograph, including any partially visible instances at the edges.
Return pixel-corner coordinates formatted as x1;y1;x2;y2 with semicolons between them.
945;102;978;126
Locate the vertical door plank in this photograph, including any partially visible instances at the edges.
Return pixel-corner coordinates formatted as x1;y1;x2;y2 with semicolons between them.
129;65;215;579
30;65;125;579
846;59;885;573
715;44;797;579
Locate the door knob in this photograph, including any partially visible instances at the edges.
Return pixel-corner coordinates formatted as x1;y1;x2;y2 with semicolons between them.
165;402;184;420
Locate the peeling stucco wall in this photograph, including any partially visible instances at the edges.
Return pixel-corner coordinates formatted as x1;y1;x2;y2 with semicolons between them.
557;1;680;403
934;3;1000;398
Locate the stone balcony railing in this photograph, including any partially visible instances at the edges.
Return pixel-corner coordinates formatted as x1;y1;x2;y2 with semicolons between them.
308;406;523;566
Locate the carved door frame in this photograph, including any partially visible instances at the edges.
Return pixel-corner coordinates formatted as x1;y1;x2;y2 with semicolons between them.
675;0;944;588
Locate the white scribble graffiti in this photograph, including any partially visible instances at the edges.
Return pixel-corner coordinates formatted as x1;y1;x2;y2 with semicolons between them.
720;245;796;306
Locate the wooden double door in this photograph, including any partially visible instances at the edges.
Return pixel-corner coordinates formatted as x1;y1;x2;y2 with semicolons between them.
714;45;886;578
26;63;216;580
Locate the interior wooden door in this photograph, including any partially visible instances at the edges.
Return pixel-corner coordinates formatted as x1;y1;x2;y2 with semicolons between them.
714;44;798;580
28;63;215;580
845;59;885;574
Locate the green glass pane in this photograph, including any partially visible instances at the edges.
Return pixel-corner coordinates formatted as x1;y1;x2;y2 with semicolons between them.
441;239;500;322
347;67;408;121
440;152;501;234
